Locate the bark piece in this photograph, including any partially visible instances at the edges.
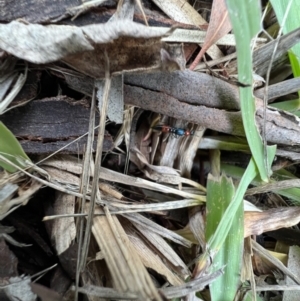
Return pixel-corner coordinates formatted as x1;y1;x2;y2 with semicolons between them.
0;0;82;23
65;70;300;147
124;83;244;136
124;70;241;110
0;96;113;154
254;77;300;100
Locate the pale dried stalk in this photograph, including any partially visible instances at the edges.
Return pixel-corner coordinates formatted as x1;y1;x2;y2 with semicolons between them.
42;157;205;200
123;212;192;247
91;205;163;300
78;52;112;274
75;86;97;293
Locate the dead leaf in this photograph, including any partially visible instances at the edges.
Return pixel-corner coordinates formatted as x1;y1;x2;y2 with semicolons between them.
45;192;76;255
244;207;300;237
90;205;163;300
44;191;77;278
189;0;232;70
0;21;93;63
0;20;184;78
152;0;224;60
122;220;185;286
63;30;184;78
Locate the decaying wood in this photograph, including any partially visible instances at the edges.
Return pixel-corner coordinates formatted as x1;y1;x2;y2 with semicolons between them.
230;27;300;77
0;0;83;23
63;70;300;147
255;77;300;101
256;28;300;76
0;0;199;28
0;96;113;154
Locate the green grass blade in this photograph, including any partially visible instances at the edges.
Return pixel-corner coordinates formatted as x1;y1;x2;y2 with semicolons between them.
271;0;300;90
221;163;300;203
208;158;256;252
0;122;30;172
206;174;243;301
226;0;275;181
208;147;276;252
269;98;300;112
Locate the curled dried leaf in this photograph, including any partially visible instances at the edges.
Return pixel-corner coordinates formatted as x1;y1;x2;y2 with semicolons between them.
0;20;184;78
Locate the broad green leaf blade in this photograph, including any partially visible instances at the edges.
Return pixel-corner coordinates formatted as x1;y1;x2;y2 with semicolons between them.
194;150;276;282
226;0;274;181
0;122;30;172
208;147;276;252
206;174;243;301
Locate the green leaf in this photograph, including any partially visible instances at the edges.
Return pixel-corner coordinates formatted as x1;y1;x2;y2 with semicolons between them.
207;147;276;253
221;162;300;203
226;0;276;181
0;122;30;172
271;0;300;82
270;98;300;112
206;174;243;301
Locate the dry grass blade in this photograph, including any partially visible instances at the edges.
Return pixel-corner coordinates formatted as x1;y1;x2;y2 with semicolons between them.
246;178;300;195
123;212;192;247
255;285;300;291
75;284;138;299
41;155;204;199
131;222;190;277
91;205;163;300
0;62;28;114
161;268;224;298
68;0;107;20
244;207;300;237
252;239;300;285
123;220;185;286
75;86;96;291
77;54;111;278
